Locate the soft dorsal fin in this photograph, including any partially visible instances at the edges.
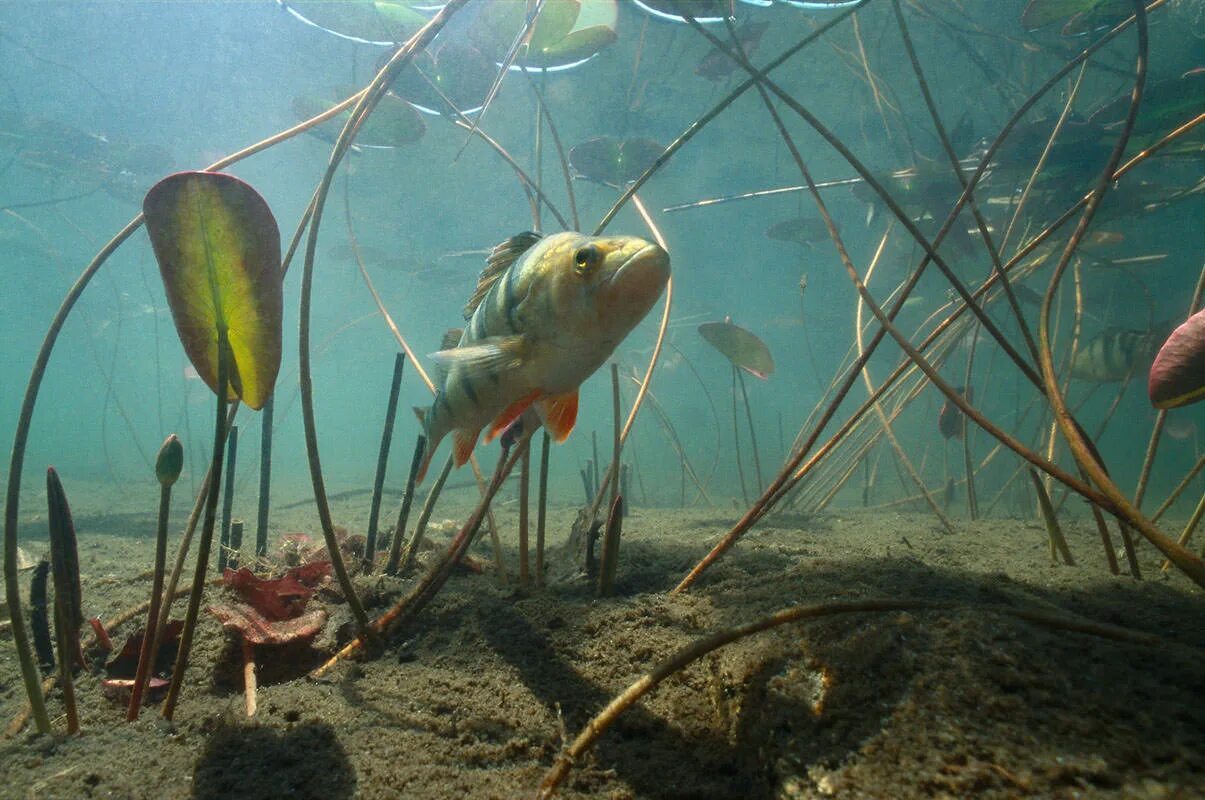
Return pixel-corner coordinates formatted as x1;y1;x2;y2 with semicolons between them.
463;231;542;320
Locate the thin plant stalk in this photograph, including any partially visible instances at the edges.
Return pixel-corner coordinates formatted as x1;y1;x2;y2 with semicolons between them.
313;434;530;677
1135;264;1205;509
128;435;182;720
735;368;763;494
294;2;468;635
1034;2;1205;586
596;495;623;598
366;352;407;571
255;395;273;558
385;435;426;576
519;446;531;589
399;455;454;575
610;364;622;508
1029;469;1074;565
536;431;550;588
46;468;81;734
731;366;750;505
1152;455;1205;524
535;598;1160;798
217;425;238;573
2;70;375;733
162;335;231;721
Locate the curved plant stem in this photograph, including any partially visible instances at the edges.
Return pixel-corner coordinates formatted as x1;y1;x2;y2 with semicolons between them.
1;74;369;736
1034;2;1205;587
295;1;469;634
536;598;1163;798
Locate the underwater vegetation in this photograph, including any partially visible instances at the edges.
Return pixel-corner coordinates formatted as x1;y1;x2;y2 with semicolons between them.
2;0;1205;796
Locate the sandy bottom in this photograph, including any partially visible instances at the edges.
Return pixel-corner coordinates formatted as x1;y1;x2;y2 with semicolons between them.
1;484;1203;800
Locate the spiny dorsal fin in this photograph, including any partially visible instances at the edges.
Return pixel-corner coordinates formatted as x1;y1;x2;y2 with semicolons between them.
463;231;542;320
441;328;464;351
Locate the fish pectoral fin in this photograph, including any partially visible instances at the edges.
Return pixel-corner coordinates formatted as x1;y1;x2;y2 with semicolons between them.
452;427;482;468
484;389;543;444
430;335;526;379
535;390;579;443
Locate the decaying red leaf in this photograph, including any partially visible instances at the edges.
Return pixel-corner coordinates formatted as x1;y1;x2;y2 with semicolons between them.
102;620;184;702
222;562;332;621
209;603;328;647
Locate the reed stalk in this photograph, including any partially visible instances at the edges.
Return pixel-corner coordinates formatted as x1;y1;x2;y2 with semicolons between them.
399;455;454;575
163;334;231;721
596;496;624;598
217;425;238;573
46;468;81;734
385;435;426;576
255;395;273;558
366;353;407;572
536;431;550;588
519;447;531;589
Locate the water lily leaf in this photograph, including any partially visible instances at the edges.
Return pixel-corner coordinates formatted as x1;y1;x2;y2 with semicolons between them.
699;320;775;379
292;88;425;147
1021;0;1101;29
143;172;283;410
570;135;663;185
536;24;617;63
388;40;493;115
281;0;427;44
470;0;616;69
766;217;830;246
1149;309;1205;409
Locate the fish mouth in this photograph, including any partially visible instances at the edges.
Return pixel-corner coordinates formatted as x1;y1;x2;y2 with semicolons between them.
607;242;670;288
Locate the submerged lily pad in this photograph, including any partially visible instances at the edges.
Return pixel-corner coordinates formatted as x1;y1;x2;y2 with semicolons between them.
469;0;617;71
292;88;425;147
696;20;769;81
143;172;283;410
388;40;494;115
1149;309;1205;409
699;319;775;379
766;216;831;246
569;136;664;185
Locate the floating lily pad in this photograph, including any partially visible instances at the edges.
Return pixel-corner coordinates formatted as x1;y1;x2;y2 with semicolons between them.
292;88;425;148
1149;309;1205;409
470;0;617;71
699;319;775;379
388;40;494;115
630;0;731;22
143;171;283;410
569;136;664;185
1090;72;1205;146
279;0;428;45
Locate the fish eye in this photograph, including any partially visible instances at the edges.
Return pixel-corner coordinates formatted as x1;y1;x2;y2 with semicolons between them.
574;245;599;273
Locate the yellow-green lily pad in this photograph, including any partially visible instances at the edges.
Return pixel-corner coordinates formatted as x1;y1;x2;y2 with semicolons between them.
143;172;283;410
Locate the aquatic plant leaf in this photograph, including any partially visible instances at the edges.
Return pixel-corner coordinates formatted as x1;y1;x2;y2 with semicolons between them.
389;40;493;114
631;0;729;22
537;24;617;63
766;217;829;246
143;171;283;410
570;136;663;185
210;603;328;647
698;320;775;379
281;0;426;44
470;0;616;69
1149;309;1205;409
222;563;332;621
104;621;184;680
292;89;426;147
1090;73;1205;143
696;20;768;81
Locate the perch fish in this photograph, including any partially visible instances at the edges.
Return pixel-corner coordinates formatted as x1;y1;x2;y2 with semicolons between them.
415;231;670;481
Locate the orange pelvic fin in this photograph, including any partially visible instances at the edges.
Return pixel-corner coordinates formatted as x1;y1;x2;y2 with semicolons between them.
484;389;542;444
452;427;481;468
536;390;579;442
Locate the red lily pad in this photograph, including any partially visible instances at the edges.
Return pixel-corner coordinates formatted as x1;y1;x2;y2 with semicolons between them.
223;563;332;621
102;620;183;702
209;603;328;647
1149;309;1205;409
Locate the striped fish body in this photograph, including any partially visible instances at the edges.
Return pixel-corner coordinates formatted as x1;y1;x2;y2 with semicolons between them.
1070;326;1165;383
416;231;670;480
